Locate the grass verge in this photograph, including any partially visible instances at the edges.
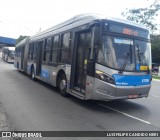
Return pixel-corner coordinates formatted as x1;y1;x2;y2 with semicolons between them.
152;75;160;80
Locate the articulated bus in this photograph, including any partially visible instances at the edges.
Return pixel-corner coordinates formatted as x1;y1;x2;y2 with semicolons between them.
2;46;15;63
14;14;152;101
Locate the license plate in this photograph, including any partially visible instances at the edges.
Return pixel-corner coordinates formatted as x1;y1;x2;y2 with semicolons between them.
128;94;138;99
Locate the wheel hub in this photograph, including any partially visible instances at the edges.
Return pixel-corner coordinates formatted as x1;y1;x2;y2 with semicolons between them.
60;80;66;90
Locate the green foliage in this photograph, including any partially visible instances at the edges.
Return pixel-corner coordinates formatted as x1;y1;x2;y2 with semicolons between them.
121;0;160;63
121;0;160;34
16;35;29;44
151;35;160;63
152;75;160;79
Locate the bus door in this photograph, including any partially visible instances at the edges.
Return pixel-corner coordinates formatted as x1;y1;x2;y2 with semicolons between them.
36;41;43;76
74;31;91;94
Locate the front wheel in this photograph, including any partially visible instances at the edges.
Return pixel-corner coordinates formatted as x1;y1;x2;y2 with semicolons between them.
58;75;68;97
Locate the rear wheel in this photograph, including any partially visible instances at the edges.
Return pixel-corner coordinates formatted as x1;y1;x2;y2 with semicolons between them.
58;75;68;97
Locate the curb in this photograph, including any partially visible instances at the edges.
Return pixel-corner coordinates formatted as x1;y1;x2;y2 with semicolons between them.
152;79;160;82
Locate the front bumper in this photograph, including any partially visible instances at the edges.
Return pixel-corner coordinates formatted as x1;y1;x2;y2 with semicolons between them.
90;78;151;101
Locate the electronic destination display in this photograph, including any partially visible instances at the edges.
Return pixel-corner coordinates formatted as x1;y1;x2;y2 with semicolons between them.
109;24;149;39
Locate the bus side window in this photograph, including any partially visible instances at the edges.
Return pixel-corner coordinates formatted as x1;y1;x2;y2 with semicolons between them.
33;43;36;60
59;32;71;64
43;39;47;61
43;38;51;62
50;35;59;63
28;44;31;59
50;37;54;62
19;46;21;57
28;43;34;60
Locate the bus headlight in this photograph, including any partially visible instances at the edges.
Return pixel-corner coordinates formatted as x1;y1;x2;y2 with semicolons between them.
95;70;115;84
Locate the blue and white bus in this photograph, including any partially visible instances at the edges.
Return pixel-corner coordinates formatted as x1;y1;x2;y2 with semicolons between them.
14;14;152;101
2;46;15;63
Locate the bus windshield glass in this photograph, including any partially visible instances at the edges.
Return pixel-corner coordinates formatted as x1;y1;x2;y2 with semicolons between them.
8;50;15;58
97;36;151;72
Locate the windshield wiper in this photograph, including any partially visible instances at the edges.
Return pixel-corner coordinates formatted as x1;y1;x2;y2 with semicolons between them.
119;44;132;74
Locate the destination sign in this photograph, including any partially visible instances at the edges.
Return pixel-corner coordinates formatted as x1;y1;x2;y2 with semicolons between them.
109;24;149;39
123;28;138;36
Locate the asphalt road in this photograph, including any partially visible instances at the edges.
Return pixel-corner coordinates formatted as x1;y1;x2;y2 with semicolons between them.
0;55;160;140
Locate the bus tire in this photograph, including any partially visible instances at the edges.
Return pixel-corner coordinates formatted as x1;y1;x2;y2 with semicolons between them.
58;74;68;97
31;67;36;80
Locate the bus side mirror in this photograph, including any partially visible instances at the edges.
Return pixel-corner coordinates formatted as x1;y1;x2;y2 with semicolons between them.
87;60;95;77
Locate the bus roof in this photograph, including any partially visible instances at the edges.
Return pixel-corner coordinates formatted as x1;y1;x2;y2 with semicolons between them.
17;14;149;44
31;14;148;39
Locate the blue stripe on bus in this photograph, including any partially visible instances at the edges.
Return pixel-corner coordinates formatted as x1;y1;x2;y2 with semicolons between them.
113;74;151;86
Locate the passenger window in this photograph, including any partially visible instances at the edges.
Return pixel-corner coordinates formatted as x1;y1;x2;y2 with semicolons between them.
28;43;36;60
50;35;59;63
33;43;37;60
59;32;71;63
43;38;51;62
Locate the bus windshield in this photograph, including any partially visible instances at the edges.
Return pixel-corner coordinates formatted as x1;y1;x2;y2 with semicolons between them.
8;50;15;58
97;36;151;72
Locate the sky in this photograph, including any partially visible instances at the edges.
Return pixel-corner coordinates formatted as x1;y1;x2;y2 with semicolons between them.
0;0;159;39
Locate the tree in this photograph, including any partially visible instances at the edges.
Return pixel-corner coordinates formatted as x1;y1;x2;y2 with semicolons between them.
16;35;29;44
151;35;160;63
121;0;160;34
121;0;160;63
